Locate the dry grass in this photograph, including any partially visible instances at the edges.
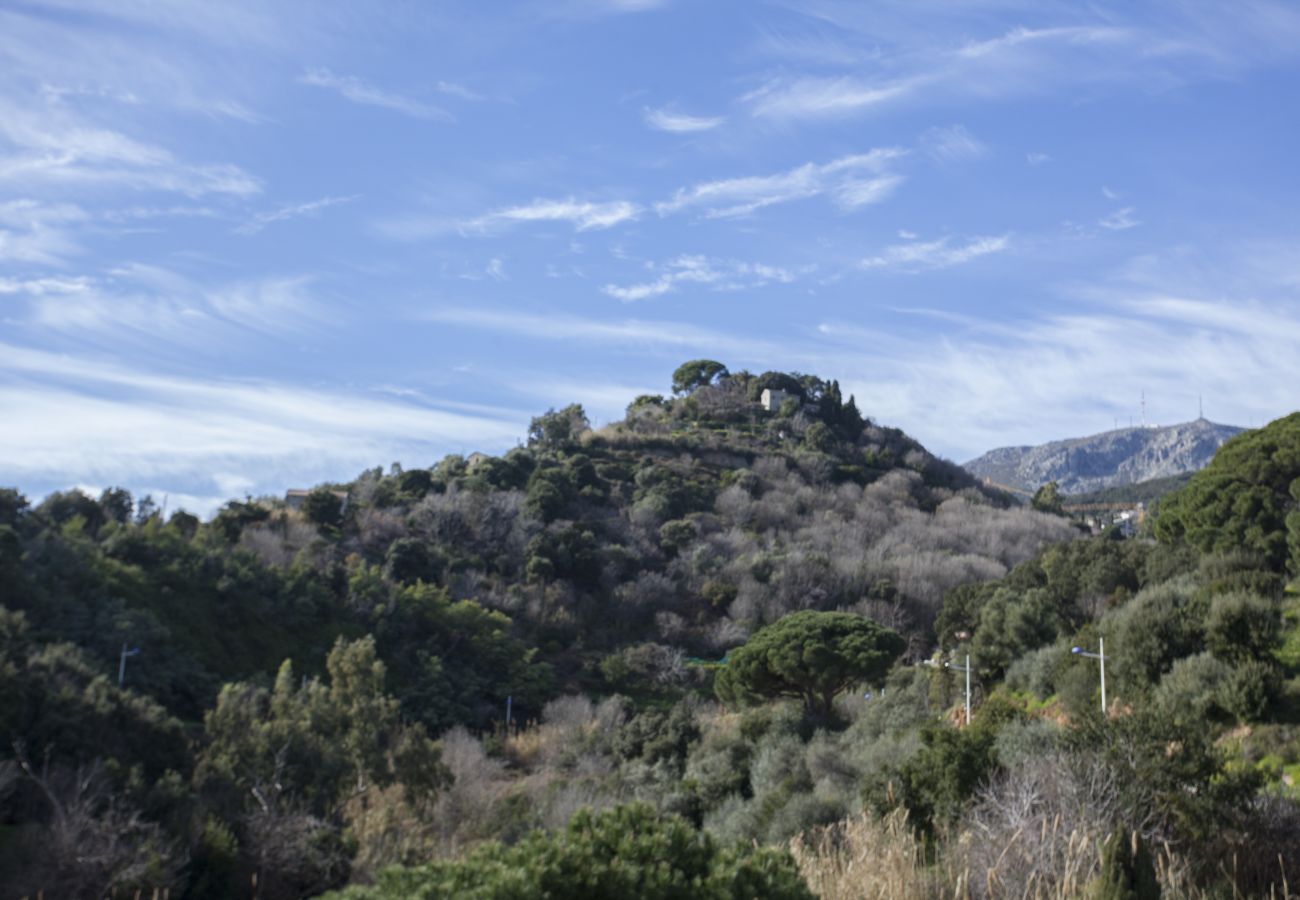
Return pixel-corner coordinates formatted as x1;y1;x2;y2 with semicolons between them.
790;809;936;900
789;809;1246;900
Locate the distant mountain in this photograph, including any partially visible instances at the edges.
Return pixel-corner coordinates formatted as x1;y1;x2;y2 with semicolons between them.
963;419;1245;495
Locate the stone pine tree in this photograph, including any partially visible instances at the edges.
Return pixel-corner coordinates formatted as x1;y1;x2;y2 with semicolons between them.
715;610;905;716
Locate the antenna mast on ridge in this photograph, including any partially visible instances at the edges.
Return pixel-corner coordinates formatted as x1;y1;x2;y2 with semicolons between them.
1141;391;1147;429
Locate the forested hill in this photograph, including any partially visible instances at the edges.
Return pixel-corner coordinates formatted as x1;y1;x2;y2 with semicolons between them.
964;418;1243;495
0;361;1077;731
9;365;1300;898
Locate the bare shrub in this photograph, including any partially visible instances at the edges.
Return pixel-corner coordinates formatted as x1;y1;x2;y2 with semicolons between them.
9;752;183;899
957;753;1129;899
240;516;321;568
243;805;351;899
355;506;407;553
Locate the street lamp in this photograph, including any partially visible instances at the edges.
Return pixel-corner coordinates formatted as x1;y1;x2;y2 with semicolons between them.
1072;638;1106;715
945;654;973;726
118;643;140;688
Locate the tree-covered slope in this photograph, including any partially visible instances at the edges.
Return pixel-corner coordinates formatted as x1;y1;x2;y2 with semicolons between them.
1154;412;1300;573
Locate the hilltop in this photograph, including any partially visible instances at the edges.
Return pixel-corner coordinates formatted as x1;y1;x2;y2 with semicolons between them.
963;418;1244;495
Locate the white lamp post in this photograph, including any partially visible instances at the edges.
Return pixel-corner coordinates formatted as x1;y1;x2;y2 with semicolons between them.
1071;638;1106;715
945;654;973;726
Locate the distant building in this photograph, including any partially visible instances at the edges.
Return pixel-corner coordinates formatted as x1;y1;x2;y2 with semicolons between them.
761;388;795;412
467;452;490;468
285;488;349;514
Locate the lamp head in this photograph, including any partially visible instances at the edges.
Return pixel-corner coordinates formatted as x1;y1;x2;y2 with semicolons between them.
1071;647;1082;654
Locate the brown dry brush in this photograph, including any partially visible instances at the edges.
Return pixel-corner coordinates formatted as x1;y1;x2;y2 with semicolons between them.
790;807;1298;900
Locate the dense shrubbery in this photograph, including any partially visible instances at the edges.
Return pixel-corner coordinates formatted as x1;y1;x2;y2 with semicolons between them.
3;372;1300;897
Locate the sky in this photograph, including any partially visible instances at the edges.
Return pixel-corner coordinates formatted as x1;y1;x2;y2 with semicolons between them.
3;0;1300;516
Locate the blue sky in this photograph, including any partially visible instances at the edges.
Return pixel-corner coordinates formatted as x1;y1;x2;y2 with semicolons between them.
3;0;1300;515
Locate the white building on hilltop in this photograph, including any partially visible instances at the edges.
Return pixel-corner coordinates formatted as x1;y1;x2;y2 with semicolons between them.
761;388;795;412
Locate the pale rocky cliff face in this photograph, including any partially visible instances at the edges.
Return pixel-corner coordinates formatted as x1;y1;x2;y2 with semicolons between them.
962;419;1244;495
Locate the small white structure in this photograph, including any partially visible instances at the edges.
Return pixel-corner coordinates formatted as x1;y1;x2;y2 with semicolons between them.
761;388;795;412
466;452;490;468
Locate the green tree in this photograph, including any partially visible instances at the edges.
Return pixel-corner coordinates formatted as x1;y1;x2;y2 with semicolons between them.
671;359;729;395
1154;412;1300;572
1032;480;1065;515
303;487;346;528
527;403;590;449
715;611;905;716
323;803;813;900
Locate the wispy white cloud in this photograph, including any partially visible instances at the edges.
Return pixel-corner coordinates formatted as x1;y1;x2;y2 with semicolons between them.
0;343;525;516
234;194;358;235
601;255;802;301
16;267;329;347
1027;152;1050;166
0;199;88;265
827;290;1300;461
0;275;92;295
744;25;1132;121
544;0;670;17
921;124;987;163
862;234;1010;270
1099;207;1139;230
644;106;725;133
424;307;785;357
655;150;905;218
0;99;260;197
466;198;641;233
299;68;453;121
745;75;920;120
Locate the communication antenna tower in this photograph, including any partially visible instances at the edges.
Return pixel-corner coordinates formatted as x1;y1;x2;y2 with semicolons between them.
1199;394;1204;420
1141;391;1146;429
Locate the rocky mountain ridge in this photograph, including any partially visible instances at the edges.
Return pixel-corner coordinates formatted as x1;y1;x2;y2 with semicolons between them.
963;418;1244;495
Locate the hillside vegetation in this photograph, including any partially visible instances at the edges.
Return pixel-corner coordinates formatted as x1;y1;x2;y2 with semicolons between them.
2;363;1299;899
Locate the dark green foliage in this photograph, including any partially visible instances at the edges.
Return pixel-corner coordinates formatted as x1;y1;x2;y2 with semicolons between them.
1067;705;1261;847
1155;412;1300;572
971;586;1060;676
1205;591;1280;663
37;488;106;532
612;703;701;771
0;609;188;780
187;817;239;900
862;694;1024;833
323;803;814;900
527;404;590;449
210;497;269;542
1102;577;1204;698
802;421;833;453
99;486;134;525
672;359;730;395
195;636;449;818
370;581;552;733
1091;828;1160;900
525;525;600;587
939;534;1151;657
0;487;28;525
304;487;346;528
384;537;441;585
715;611;905;715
